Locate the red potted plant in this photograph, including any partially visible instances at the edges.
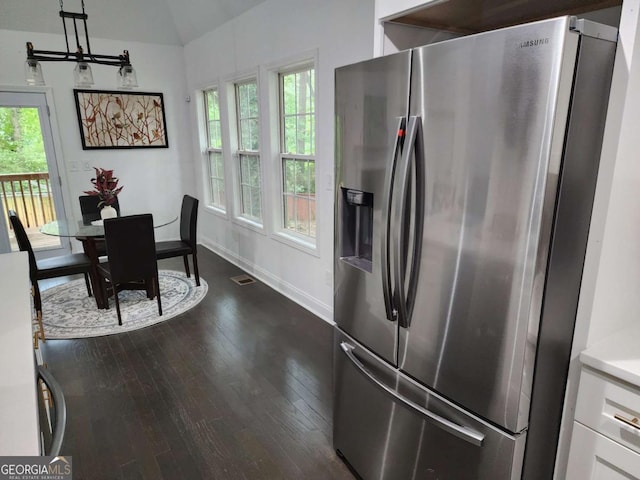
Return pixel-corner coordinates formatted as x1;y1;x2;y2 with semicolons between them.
83;167;123;218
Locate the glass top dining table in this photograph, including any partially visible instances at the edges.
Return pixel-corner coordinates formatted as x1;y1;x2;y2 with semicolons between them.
40;212;178;309
40;212;178;238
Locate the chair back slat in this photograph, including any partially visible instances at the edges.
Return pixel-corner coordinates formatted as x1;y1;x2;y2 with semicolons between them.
79;195;120;225
8;210;38;282
104;214;157;283
179;195;198;247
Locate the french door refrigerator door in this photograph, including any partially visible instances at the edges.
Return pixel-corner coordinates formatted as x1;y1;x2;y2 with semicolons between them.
397;17;579;433
334;330;526;480
334;51;411;365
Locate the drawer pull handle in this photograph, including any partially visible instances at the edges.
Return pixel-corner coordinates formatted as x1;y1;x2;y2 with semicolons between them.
614;413;640;430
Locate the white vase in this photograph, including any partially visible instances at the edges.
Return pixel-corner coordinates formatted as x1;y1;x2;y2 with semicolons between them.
100;205;118;220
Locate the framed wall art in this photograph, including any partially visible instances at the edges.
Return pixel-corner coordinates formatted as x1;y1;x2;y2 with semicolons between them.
73;89;169;149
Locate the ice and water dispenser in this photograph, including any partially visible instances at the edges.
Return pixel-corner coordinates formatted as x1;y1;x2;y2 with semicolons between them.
339;187;373;273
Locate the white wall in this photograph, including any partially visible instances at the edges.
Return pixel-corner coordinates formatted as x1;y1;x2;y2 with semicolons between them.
183;0;374;321
0;29;193;242
582;0;640;347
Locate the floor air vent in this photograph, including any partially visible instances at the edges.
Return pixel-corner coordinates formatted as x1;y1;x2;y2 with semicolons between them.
230;274;256;285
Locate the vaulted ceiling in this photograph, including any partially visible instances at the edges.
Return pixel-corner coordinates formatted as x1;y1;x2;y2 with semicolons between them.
0;0;267;45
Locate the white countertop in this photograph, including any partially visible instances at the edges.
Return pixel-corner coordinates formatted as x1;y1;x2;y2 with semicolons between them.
580;322;640;388
0;252;40;455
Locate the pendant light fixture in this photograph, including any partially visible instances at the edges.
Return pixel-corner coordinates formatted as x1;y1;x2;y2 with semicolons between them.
25;0;138;88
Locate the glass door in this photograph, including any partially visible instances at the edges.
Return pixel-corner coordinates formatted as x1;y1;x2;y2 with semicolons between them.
0;91;69;256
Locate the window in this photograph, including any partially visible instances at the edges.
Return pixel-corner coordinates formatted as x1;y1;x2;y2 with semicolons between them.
280;66;315;238
235;79;262;222
204;88;225;209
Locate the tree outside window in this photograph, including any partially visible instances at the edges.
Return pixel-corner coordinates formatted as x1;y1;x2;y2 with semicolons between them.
204;88;225;209
280;66;315;237
235;80;262;222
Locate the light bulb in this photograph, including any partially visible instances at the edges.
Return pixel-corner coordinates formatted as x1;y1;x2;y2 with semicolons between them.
73;62;94;87
117;65;138;89
24;60;45;86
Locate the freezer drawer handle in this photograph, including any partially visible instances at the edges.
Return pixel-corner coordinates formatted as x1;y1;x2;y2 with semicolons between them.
340;342;485;447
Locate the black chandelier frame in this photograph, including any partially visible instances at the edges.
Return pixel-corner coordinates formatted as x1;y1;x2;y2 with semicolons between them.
26;0;132;68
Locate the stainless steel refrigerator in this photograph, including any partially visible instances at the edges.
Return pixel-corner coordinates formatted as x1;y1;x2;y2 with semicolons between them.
333;16;617;480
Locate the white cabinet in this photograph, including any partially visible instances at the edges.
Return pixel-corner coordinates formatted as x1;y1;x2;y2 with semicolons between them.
566;330;640;480
567;422;640;479
0;252;40;455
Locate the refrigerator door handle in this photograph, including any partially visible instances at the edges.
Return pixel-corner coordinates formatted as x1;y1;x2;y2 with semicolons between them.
340;342;485;447
393;116;425;328
381;117;406;322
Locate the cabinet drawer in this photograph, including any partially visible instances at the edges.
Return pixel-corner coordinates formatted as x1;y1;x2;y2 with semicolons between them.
575;367;640;454
566;422;640;479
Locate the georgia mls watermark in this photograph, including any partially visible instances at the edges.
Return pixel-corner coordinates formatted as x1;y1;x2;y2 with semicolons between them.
0;456;72;480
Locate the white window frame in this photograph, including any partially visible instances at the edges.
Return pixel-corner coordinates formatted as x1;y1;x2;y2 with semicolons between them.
203;86;226;212
236;78;262;224
278;64;316;241
266;54;318;255
226;73;266;232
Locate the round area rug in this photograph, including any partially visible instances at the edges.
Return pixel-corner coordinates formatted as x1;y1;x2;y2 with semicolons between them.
41;270;208;339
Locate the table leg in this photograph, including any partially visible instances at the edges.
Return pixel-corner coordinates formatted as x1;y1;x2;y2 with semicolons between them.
80;237;106;309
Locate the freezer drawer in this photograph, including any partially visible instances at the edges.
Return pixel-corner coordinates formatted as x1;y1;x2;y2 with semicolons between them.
333;329;526;480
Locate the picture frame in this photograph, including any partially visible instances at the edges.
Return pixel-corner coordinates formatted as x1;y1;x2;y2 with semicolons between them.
73;89;169;149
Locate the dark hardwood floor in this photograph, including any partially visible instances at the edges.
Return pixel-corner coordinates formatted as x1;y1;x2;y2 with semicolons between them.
39;248;354;480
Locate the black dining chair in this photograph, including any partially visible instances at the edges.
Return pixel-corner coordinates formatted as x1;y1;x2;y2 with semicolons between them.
97;214;162;325
79;195;120;225
9;210;92;345
155;195;200;286
78;195;121;257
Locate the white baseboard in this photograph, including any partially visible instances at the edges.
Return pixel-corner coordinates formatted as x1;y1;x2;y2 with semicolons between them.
199;236;334;325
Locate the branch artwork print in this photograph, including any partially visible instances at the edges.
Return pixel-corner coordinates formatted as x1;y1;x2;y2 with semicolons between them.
74;90;169;149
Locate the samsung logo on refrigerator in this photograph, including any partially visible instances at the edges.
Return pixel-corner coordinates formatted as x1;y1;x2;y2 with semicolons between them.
519;37;550;48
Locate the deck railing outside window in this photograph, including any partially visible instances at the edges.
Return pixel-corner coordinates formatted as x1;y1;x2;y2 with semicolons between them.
1;173;55;230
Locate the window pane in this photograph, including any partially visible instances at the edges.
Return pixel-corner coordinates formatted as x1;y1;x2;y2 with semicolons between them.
283;116;295;154
280;68;315;156
309;160;316;194
249;118;259;151
239;120;251;152
279;67;315;237
239;154;262;221
282;75;292;115
309;115;315;155
247;83;258;117
205;90;219;120
236;80;259;152
235;80;261;221
241;185;251;215
251;186;262;219
309;199;316;237
239;118;259;151
240;154;250;183
237;85;248;119
281;157;315;237
217;179;226;206
249;155;260;188
306;70;315;112
208;151;225;209
283;158;295;194
292;160;302;193
204;88;222;149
